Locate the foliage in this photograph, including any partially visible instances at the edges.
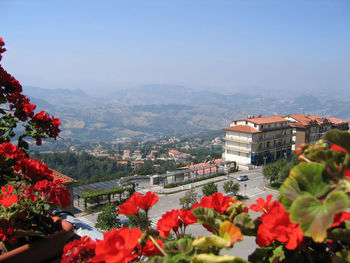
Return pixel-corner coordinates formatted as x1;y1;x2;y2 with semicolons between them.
263;155;299;184
202;181;218;196
0;38;71;254
95;202;121;231
179;189;198;210
223;180;240;195
81;187;124;208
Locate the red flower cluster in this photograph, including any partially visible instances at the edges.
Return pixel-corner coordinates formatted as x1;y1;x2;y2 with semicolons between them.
192;192;243;215
118;191;158;215
256;201;303;250
156;209;197;238
0;142;53;183
61;236;96;263
31;110;61;142
0;38;61;137
34;179;71;208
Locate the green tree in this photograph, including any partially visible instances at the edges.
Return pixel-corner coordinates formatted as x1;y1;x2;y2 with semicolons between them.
95;202;121;231
179;189;198;210
223;180;240;195
202;181;218;196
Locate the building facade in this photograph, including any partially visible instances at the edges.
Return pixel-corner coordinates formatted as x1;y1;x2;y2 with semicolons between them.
223;114;349;167
222;116;294;167
285;114;349;150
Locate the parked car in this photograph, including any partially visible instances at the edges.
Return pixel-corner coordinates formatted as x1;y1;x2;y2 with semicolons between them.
237;175;248;181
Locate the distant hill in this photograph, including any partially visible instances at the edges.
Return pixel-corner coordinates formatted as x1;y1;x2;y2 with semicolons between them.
22;85;350;142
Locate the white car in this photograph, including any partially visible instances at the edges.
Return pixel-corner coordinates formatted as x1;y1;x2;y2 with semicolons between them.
237;175;248;181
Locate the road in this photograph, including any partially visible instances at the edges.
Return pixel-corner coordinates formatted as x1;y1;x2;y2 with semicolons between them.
78;170;278;260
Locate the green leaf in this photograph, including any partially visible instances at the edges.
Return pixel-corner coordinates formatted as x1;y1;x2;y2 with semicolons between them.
192;254;247;263
233;212;255;235
269;245;285;263
280;162;331;210
290;191;350;242
164;237;193;255
328;228;350;242
323;129;350;154
192;207;224;234
332;249;350;263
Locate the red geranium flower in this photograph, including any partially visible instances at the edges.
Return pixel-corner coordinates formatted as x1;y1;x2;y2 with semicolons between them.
332;211;350;228
256;201;303;250
179;209;197;226
0;184;18;208
157;210;181;238
330;144;347;154
137;191;159;212
139;237;164;257
250;194;273;212
92;227;142;263
192;192;233;215
34;179;71;208
118;193;141;215
62;236;96;263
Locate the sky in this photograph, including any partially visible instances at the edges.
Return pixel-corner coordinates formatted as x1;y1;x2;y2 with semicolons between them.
1;0;350;95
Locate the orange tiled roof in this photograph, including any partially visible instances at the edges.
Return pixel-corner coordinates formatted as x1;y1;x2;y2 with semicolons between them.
327;117;348;125
246;116;288;124
288;114;312;126
224;125;260;133
52;170;75;184
307;115;325;124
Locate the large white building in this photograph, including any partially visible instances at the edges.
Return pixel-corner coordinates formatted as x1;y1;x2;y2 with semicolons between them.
222;116;294;167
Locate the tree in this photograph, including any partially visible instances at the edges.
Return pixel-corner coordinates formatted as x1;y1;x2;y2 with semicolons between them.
123;212;151;231
179;189;198;210
202;181;218;196
223;180;240;195
95;202;121;231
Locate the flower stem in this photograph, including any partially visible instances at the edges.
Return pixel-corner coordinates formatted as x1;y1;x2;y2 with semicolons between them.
149;235;167;256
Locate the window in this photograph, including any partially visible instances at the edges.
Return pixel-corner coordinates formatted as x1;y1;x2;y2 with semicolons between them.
245;121;248;124
254;124;257;127
261;125;264;129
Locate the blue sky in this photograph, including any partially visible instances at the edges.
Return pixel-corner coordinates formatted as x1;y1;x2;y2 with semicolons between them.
1;0;350;95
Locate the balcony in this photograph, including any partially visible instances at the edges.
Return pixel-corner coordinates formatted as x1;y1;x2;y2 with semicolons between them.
223;136;252;143
252;141;295;152
254;133;293;142
224;144;251;153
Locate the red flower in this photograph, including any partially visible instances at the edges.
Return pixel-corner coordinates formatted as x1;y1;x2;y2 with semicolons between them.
34;179;71;208
118;191;159;215
15;158;53;182
157;210;181;238
0;142;25;160
192;192;233;215
92;227;142;263
139;237;164;257
0;184;18;208
344;170;350;181
332;211;350;228
250;194;273;212
118;193;141;215
330;144;347;153
179;209;197;226
62;236;96;263
256;201;303;250
137;191;159;212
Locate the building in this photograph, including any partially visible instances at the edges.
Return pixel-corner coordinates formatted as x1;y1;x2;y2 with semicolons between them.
285;114;349;150
222;115;294;167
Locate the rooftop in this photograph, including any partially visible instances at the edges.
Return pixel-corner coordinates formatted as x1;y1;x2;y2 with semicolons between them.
52;170;76;184
224;125;260;134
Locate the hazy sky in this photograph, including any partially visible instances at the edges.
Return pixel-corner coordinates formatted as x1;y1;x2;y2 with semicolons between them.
1;0;350;94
